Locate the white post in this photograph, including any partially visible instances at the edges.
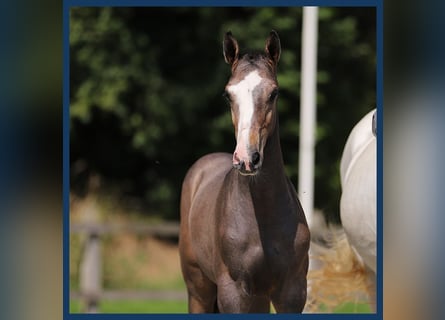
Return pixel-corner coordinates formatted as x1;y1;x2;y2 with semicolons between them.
80;232;101;313
299;8;319;313
298;6;319;227
79;198;102;313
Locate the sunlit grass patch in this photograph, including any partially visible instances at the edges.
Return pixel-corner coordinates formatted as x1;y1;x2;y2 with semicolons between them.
70;299;187;313
333;302;372;313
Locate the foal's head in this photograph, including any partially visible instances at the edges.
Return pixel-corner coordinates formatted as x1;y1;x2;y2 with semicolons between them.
223;31;281;176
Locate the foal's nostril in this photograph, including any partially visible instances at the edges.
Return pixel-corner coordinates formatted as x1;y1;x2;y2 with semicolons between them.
233;160;244;170
251;152;261;166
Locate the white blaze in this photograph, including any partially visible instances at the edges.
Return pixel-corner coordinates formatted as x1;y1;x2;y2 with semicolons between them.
227;70;262;149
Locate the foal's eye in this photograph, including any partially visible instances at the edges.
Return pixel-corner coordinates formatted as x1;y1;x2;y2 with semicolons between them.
268;88;279;102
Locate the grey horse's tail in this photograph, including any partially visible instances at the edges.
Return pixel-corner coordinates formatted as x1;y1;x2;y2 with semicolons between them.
304;210;374;313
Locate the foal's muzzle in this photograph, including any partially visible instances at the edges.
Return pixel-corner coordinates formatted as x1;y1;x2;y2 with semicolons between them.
233;151;261;176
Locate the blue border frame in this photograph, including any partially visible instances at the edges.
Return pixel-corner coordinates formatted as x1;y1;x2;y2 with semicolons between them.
63;1;383;319
376;2;383;317
65;0;380;7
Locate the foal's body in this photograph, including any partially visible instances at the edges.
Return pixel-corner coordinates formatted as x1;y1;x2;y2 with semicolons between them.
180;148;309;313
179;31;310;313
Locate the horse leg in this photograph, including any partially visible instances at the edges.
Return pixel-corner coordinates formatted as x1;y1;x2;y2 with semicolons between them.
179;233;217;312
271;274;307;313
182;263;217;313
216;274;270;313
271;257;309;313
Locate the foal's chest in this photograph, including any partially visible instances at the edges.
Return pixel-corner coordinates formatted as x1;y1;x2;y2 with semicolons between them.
220;219;296;286
217;173;300;289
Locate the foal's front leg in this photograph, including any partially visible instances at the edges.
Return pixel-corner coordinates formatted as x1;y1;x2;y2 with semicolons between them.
271;260;308;313
184;266;217;313
217;273;270;313
271;276;307;313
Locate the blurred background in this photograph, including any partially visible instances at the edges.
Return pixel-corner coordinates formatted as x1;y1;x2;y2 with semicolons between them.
70;7;375;223
69;7;375;313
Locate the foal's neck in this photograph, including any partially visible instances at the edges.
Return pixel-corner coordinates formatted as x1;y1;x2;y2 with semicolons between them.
249;120;288;193
245;120;293;225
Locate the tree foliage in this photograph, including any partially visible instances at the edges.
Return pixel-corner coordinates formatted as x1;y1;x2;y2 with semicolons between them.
70;7;375;222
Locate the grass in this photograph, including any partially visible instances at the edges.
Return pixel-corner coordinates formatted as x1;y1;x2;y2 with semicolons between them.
327;302;372;313
70;299;371;314
70;300;187;313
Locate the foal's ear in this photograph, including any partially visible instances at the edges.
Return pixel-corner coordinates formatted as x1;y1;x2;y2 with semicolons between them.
265;30;281;65
223;31;239;65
